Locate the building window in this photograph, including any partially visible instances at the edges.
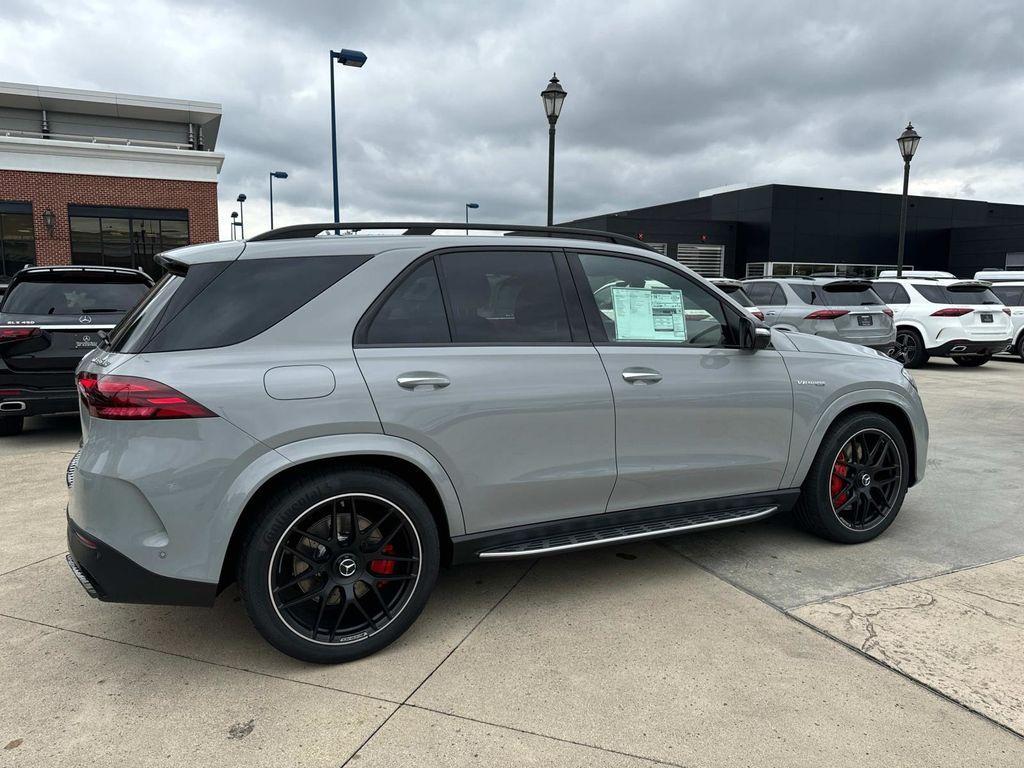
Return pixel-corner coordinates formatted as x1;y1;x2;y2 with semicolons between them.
0;202;36;279
69;206;189;277
745;262;913;279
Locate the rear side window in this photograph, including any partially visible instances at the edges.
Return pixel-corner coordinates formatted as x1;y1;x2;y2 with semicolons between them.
992;285;1023;306
437;251;571;343
1;277;149;315
872;282;910;304
142;255;370;353
363;259;450;344
913;284;1002;305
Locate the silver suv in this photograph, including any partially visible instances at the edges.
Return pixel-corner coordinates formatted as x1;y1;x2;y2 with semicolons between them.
66;223;928;663
744;277;896;352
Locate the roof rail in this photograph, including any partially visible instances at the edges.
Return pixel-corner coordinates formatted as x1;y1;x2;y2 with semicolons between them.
247;222;656;251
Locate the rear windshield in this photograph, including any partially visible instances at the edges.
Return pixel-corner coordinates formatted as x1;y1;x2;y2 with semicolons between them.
1;278;150;315
717;285;754;307
790;283;883;307
913;284;1002;305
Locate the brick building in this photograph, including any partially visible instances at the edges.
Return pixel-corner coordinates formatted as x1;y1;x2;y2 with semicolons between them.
0;82;223;280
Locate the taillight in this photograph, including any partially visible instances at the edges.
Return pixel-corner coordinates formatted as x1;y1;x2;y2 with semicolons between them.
882;308;894;317
930;307;973;317
804;309;849;320
0;327;41;343
751;310;765;321
76;372;215;420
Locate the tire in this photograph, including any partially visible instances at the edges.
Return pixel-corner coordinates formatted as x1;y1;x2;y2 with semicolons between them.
891;328;927;368
1017;335;1024;362
237;467;440;663
0;416;24;436
951;354;992;367
792;412;909;544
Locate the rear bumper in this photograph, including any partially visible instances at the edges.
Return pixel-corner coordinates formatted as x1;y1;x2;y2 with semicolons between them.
66;515;217;607
929;338;1010;356
0;369;77;417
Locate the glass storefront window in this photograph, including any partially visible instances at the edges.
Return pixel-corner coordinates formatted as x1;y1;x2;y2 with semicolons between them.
69;209;190;277
0;210;36;278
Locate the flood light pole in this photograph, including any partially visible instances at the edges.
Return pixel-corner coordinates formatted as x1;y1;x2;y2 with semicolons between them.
330;49;367;232
236;194;247;239
465;202;479;235
895;122;921;278
269;171;288;229
541;74;566;226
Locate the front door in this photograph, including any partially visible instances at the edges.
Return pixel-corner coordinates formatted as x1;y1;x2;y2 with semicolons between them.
571;251;793;512
354;248;616;533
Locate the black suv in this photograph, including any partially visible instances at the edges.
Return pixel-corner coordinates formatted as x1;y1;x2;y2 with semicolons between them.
0;266;153;435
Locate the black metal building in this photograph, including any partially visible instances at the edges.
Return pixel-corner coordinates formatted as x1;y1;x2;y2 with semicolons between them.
563;184;1024;279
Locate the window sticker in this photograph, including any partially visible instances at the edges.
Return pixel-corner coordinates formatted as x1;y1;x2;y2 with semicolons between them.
610;287;687;341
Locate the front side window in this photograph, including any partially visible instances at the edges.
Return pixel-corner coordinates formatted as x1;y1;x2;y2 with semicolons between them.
436;251;571;343
577;253;732;347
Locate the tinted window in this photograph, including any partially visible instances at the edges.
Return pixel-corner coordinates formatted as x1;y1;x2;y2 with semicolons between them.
578;253;733;347
437;251;570;343
1;277;149;315
744;281;776;305
144;254;370;352
364;259;450;345
992;285;1024;306
872;282;910;304
913;283;1002;305
721;286;755;307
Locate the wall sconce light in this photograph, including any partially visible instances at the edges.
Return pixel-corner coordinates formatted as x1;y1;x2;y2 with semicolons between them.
42;208;56;236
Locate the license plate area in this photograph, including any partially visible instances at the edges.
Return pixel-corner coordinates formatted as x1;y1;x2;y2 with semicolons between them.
857;315;873;326
980;313;993;323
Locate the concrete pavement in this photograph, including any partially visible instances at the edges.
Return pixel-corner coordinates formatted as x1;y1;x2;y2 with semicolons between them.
1;359;1022;765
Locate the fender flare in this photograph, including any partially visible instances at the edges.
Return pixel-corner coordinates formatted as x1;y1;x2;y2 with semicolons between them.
784;387;919;489
207;434;466;582
894;319;932;349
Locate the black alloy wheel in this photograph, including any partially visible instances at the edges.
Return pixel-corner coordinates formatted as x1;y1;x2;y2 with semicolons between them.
827;429;902;531
891;329;926;368
238;468;439;663
792;413;909;544
269;493;421;645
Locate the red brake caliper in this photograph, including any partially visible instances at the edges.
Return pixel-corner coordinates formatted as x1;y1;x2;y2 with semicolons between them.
831;453;849;507
369;544;396;587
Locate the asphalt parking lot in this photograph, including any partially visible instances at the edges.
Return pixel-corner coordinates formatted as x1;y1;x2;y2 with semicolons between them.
1;357;1022;766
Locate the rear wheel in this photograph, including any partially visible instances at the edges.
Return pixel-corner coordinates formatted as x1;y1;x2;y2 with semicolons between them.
238;467;440;663
951;354;992;367
0;416;24;436
891;328;927;368
1017;336;1024;361
792;412;909;544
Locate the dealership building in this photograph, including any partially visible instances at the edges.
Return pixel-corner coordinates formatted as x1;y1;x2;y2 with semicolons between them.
0;82;223;280
565;183;1024;280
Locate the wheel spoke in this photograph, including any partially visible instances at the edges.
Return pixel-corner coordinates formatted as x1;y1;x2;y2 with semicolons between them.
294;528;332;549
273;566;322;594
361;509;395;545
363;579;393;619
328;591;349;642
282;543;319;569
277;583;328;611
351;594;378;631
311;586;333;638
372;521;404;553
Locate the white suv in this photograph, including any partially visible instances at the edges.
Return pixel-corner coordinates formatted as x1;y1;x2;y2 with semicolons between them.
873;272;1012;367
975;271;1024;360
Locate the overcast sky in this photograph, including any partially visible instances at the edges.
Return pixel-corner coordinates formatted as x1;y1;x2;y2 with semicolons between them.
2;0;1023;238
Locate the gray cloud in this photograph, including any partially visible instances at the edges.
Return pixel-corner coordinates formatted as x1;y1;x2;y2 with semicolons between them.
2;0;1024;237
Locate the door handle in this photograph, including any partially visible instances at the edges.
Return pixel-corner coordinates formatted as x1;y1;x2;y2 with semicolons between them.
621;367;662;385
397;372;450;390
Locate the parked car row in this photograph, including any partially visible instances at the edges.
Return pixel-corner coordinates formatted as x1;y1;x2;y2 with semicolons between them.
712;271;1021;368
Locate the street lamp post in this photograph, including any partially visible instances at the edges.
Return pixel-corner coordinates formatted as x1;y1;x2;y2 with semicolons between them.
541;73;567;226
895;122;921;278
465;202;479;235
330;48;367;232
236;194;247;239
269;171;288;229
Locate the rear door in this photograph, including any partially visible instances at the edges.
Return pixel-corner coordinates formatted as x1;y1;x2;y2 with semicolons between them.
354;248;616;533
570;251;792;512
0;271;151;375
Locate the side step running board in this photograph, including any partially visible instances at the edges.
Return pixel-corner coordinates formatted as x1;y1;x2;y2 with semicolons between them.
477;505;778;559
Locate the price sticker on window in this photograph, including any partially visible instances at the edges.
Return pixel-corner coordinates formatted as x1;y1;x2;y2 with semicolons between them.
610;287;687;341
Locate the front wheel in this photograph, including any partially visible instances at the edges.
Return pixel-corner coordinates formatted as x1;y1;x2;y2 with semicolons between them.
951;354;992;367
792;413;909;544
238;467;440;663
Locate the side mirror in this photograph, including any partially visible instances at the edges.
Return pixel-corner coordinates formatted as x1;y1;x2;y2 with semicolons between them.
740;317;772;351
